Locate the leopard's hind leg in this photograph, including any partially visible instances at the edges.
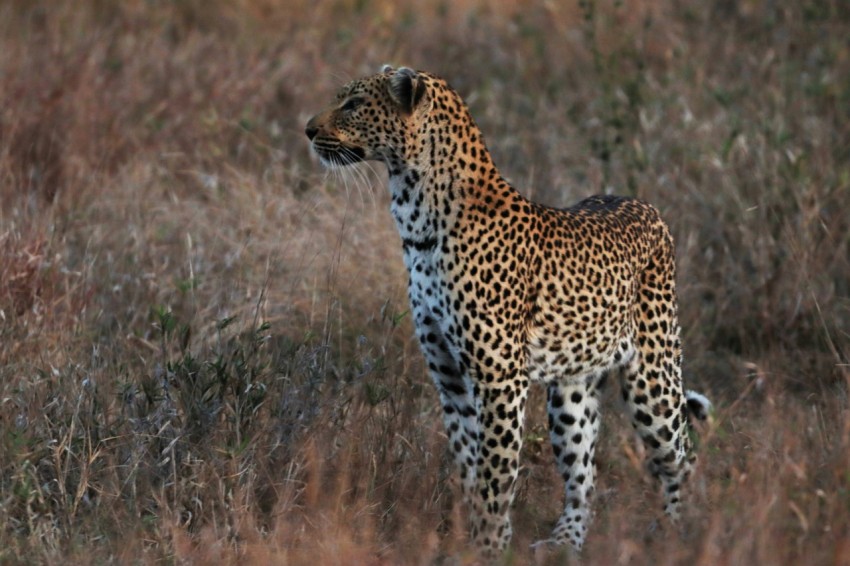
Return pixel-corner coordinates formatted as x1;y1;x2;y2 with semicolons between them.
621;241;695;523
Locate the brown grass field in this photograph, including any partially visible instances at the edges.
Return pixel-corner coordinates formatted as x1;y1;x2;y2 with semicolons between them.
1;1;849;564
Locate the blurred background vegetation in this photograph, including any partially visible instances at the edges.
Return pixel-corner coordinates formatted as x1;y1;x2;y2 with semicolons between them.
1;1;848;564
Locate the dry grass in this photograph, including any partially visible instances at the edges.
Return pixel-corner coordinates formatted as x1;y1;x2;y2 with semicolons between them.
1;1;849;564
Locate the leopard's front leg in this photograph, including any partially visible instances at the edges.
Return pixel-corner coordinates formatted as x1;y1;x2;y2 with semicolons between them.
414;311;480;510
407;262;481;523
467;364;529;557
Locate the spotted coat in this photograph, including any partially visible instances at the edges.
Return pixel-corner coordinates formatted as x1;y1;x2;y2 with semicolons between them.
306;66;710;557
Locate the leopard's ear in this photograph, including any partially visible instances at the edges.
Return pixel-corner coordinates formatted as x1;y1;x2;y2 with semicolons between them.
388;67;427;114
380;64;394;73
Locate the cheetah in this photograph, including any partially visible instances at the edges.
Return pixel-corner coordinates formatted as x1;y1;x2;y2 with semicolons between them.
305;66;710;557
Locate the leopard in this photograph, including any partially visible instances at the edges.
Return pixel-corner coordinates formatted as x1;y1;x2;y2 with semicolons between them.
305;65;711;557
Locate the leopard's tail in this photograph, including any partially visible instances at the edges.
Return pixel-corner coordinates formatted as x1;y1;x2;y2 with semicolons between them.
685;389;712;422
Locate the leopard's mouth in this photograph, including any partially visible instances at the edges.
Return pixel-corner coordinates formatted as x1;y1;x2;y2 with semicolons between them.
311;138;365;167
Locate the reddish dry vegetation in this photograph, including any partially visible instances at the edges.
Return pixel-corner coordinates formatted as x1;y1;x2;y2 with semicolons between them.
1;1;849;564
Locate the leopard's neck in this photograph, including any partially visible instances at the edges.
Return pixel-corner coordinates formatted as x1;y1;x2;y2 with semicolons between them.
387;116;522;251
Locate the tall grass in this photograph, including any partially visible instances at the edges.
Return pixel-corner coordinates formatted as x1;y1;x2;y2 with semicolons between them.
1;1;848;564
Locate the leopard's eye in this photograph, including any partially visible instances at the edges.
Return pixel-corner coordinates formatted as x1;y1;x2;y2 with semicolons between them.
341;97;364;112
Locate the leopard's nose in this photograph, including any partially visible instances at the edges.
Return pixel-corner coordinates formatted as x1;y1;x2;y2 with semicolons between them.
305;117;320;141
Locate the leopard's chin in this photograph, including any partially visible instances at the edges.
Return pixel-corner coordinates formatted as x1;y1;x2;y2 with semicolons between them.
313;144;365;167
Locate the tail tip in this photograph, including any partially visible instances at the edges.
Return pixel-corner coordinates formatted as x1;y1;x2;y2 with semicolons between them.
685;390;712;421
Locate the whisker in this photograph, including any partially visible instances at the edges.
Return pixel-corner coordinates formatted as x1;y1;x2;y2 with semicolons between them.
354;158;381;204
338;147;371;205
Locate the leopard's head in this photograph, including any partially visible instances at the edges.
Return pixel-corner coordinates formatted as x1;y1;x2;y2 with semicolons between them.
305;65;433;168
